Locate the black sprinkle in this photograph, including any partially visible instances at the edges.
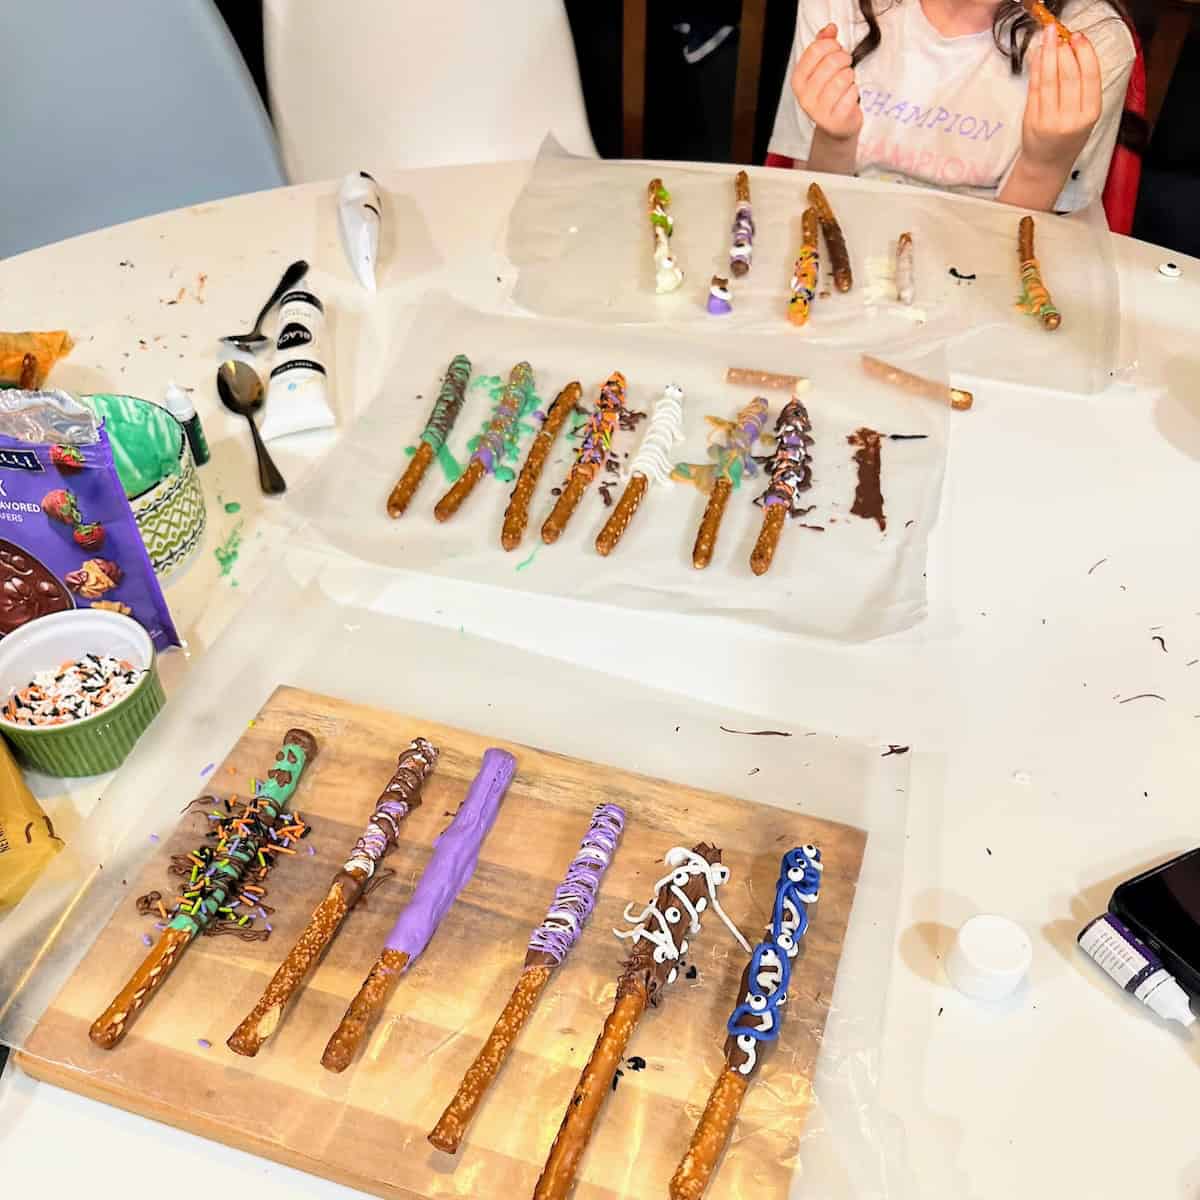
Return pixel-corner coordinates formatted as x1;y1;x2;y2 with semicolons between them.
496;276;502;283
685;965;698;980
882;744;910;757
612;1069;624;1092
905;520;915;528
948;267;976;281
1152;635;1167;652
886;434;929;441
627;1056;646;1071
1087;557;1107;575
573;1095;582;1106
937;1006;944;1016
1187;660;1198;667
1119;693;1166;704
674;725;680;733
719;725;791;737
986;847;992;856
551;487;562;496
23;821;34;844
748;767;760;776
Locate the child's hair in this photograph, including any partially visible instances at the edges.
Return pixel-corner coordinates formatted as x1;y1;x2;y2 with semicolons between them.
849;0;1132;75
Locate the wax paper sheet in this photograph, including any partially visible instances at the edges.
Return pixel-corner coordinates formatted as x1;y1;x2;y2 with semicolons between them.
0;565;910;1199
288;295;949;643
505;140;1120;395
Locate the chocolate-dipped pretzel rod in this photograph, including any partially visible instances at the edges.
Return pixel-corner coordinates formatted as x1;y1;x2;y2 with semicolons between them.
860;353;974;412
428;803;626;1155
670;846;824;1200
673;397;769;569
387;354;471;517
807;182;852;292
502;381;581;551
649;178;684;294
788;207;820;326
750;391;814;576
542;372;627;545
90;729;318;1049
227;738;437;1057
1017;215;1061;331
596;383;684;556
1021;0;1072;40
729;170;754;277
533;845;749;1200
434;362;535;521
321;747;516;1073
896;232;915;305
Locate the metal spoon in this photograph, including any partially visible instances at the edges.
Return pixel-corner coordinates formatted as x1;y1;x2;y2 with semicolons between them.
217;360;287;495
220;259;309;353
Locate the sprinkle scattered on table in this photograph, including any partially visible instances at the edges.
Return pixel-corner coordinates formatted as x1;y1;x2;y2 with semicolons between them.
2;654;146;727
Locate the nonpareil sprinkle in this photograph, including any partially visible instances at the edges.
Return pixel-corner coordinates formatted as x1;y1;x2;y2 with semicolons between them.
2;653;145;727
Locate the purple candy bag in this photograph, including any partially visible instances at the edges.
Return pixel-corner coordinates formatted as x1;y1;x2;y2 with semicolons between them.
0;391;179;649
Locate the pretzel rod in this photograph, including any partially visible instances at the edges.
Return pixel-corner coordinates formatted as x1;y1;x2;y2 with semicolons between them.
533;845;748;1200
433;361;535;521
725;367;805;391
227;738;438;1057
18;353;38;389
595;383;684;556
673;397;769;570
321;747;516;1072
807;182;852;292
428;803;626;1154
788;207;820;326
501;381;582;551
670;846;824;1200
1021;0;1072;40
387;353;471;517
750;392;814;576
848;427;886;531
542;372;627;544
90;729;318;1049
729;170;754;277
649;178;684;293
1017;215;1061;330
896;232;914;305
860;353;974;411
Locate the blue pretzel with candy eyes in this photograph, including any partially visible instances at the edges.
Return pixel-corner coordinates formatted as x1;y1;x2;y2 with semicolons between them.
725;845;823;1044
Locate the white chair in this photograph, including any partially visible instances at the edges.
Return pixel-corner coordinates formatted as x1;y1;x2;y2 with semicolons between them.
263;0;597;182
0;0;284;259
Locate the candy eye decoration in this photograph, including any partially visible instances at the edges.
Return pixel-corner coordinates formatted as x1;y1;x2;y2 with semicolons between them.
788;866;804;882
777;931;795;953
665;906;681;923
673;869;690;887
738;1033;755;1053
749;994;767;1012
712;864;730;885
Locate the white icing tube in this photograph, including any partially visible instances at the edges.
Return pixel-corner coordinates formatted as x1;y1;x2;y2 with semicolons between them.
337;170;382;291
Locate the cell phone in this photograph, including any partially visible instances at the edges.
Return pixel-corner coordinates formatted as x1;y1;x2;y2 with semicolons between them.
1110;847;1200;997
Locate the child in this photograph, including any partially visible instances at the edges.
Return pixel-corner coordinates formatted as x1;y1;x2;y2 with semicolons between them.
769;0;1134;212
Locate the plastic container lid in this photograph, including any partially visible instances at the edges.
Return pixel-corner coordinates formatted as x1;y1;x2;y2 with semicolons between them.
945;913;1032;1002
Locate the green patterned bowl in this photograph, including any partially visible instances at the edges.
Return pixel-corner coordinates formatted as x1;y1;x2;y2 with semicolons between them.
84;394;207;579
0;610;164;777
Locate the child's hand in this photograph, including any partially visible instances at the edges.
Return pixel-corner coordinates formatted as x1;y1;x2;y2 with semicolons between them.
791;23;863;143
1020;25;1102;171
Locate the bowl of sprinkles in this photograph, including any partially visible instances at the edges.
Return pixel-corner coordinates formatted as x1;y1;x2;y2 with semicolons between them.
0;609;165;776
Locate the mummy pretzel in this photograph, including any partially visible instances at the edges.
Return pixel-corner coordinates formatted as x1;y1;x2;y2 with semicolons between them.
1017;216;1061;330
320;748;515;1073
89;729;318;1049
807;182;852;292
434;362;535;521
673;397;769;569
1021;0;1072;41
896;232;915;305
750;391;814;576
428;804;626;1154
596;383;685;556
227;739;437;1057
669;846;824;1200
532;844;749;1200
649;178;684;294
542;372;626;544
788;207;820;326
387;354;471;517
729;170;754;277
501;381;581;551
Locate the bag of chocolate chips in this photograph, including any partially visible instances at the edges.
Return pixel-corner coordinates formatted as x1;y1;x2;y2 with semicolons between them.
0;390;179;649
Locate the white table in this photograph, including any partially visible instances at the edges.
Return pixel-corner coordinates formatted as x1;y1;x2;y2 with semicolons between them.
3;161;1200;1199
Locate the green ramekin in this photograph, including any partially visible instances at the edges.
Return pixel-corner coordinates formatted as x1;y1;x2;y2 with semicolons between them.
0;610;165;777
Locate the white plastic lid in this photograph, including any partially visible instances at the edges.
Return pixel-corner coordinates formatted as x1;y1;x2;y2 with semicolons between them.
945;914;1032;1002
163;382;193;420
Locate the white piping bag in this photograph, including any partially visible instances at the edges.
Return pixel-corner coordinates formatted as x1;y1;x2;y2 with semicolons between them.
337;170;382;291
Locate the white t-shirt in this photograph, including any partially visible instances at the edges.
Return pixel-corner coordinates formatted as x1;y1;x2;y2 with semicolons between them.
769;0;1134;210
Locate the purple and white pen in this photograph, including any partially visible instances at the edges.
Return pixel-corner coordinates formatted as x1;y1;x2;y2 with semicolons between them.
428;802;627;1154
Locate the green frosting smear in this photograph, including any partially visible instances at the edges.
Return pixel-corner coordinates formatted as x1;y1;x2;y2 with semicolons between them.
84;394;182;499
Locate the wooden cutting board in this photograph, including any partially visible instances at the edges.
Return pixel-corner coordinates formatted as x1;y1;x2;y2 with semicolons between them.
20;685;866;1200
